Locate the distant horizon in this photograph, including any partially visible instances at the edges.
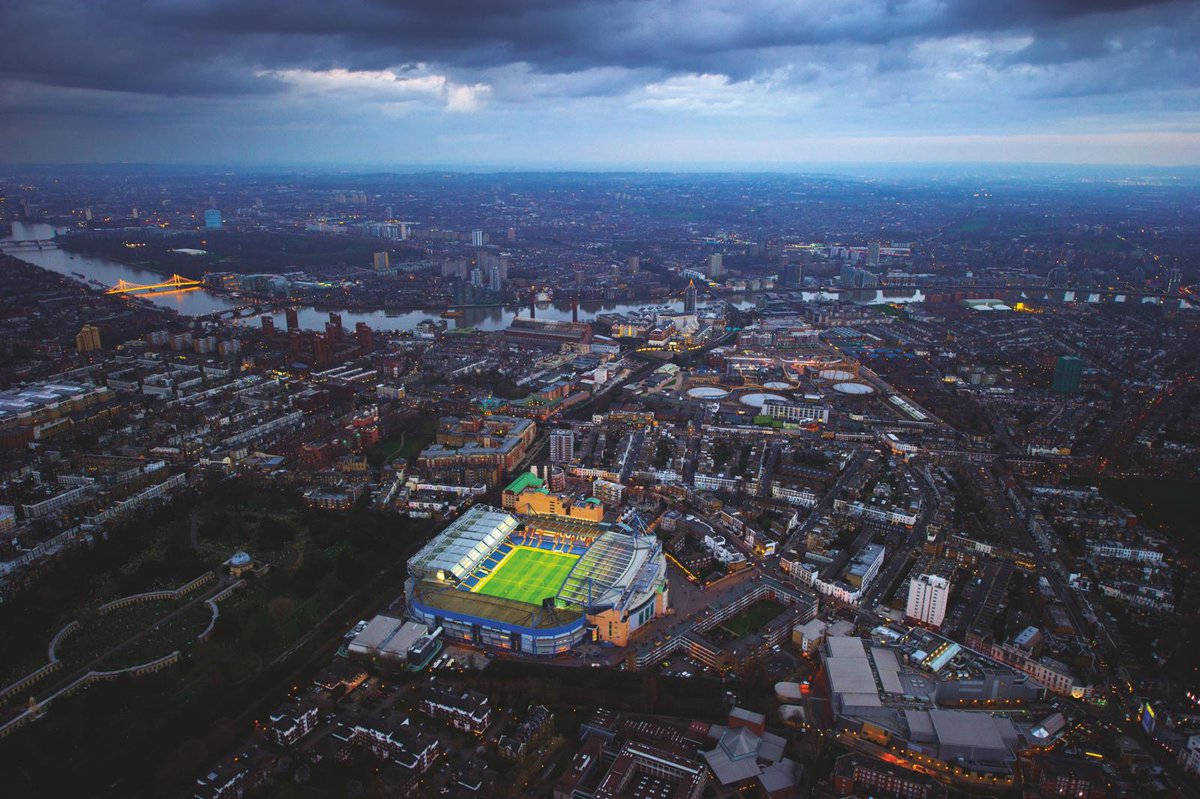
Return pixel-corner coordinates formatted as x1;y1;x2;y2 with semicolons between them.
5;160;1200;177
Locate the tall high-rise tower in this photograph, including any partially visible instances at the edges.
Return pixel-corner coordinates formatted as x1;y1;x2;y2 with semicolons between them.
1052;356;1083;394
549;429;575;463
75;325;101;354
906;573;949;628
684;280;697;314
706;253;724;278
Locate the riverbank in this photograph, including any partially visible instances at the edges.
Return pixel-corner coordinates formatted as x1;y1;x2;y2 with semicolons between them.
5;222;746;331
0;252;179;381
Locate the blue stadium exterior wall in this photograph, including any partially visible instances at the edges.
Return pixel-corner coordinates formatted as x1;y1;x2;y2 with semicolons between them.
409;595;589;656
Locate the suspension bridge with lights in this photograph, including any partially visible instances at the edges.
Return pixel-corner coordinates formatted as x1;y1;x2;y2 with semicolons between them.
104;274;203;296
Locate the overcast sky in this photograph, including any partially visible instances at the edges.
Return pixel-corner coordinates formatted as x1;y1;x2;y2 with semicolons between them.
2;0;1199;166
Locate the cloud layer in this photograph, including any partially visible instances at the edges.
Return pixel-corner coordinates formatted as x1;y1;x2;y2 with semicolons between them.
2;0;1198;165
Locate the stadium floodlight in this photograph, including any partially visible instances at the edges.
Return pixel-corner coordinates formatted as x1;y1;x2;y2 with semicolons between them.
617;509;649;541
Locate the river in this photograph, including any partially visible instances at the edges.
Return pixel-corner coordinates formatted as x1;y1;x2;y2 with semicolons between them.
1;221;749;332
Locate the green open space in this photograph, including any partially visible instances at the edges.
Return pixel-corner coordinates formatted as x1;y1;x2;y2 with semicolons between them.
714;598;788;638
367;415;437;466
953;215;990;234
367;435;426;465
58;598;190;667
0;477;434;798
473;547;579;606
95;601;216;671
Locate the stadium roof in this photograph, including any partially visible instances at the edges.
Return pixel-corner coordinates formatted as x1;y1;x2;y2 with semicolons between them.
558;531;643;609
524;516;609;539
407;505;519;581
413;579;583;631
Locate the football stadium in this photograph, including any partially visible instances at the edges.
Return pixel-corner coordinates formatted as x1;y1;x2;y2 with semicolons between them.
405;504;669;656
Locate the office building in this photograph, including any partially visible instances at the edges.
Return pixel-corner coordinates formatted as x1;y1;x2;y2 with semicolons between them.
706;253;724;279
833;754;946;799
684;280;698;314
1180;735;1200;777
504;318;592;349
312;333;331;367
285;307;299;333
204;208;222;229
1052;356;1083;394
868;242;880;267
592;478;625;506
369;222;408;240
355;322;373;353
326;312;342;345
762;400;829;424
549;429;575;463
906;573;949;628
511;487;603;523
204;271;240;292
75;324;101;354
417;415;537;486
373;251;389;273
419;679;492;734
471;229;484;247
1167;268;1183;295
626;255;640;274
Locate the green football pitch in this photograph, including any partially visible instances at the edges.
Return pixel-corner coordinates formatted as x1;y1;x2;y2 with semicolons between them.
472;547;579;605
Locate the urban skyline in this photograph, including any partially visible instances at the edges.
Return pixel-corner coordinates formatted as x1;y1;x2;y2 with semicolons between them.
1;3;1199;798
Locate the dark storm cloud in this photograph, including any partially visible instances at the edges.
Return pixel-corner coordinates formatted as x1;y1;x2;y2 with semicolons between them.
2;0;1198;165
0;0;1193;97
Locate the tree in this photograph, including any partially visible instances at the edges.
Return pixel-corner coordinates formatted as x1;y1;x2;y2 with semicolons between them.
154;738;209;793
268;596;295;625
640;674;660;712
204;716;239;755
257;517;293;550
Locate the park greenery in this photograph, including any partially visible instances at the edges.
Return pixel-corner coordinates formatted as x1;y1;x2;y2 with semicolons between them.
0;476;433;798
